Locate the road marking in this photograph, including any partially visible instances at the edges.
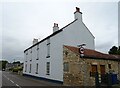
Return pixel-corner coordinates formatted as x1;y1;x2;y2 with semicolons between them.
3;75;7;78
7;78;9;80
10;80;14;84
3;73;21;88
16;84;21;88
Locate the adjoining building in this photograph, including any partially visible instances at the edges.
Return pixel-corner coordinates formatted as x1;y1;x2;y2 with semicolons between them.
23;7;95;83
63;45;120;86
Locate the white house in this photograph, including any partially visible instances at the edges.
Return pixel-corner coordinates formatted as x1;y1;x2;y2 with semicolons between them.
23;7;95;83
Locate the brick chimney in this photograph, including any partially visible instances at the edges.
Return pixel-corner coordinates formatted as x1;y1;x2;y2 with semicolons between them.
74;7;82;21
53;23;59;33
33;38;38;45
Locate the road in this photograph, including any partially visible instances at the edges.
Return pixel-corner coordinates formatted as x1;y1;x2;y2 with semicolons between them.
0;71;2;87
2;71;62;87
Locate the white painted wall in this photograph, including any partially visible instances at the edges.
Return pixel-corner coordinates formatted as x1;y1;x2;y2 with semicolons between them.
63;20;95;49
23;32;64;81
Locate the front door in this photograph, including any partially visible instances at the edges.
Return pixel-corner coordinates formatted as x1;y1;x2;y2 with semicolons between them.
100;65;106;84
100;65;105;74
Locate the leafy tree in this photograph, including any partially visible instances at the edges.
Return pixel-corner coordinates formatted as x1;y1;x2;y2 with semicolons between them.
13;61;20;64
108;46;120;55
0;60;8;70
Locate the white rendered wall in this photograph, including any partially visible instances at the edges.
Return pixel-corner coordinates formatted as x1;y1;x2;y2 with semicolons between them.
63;20;95;49
23;32;64;81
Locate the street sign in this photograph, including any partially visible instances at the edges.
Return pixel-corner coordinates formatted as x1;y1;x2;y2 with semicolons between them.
79;47;84;57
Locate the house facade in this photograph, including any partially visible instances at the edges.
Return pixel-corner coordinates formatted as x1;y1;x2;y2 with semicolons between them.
63;45;120;86
23;7;95;83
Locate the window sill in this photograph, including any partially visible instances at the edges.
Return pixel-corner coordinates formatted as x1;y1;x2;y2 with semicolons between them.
46;73;50;75
46;56;50;58
36;72;38;74
37;48;39;50
36;58;39;60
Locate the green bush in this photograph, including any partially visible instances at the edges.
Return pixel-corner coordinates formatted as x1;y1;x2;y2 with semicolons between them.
12;68;18;72
9;68;13;71
12;67;23;72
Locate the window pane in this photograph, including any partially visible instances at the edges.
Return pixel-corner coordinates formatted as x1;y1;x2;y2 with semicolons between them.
46;62;50;75
46;38;50;58
36;63;38;74
25;64;27;72
29;64;31;73
64;62;69;72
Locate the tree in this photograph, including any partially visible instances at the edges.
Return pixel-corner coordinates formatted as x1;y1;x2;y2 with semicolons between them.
108;46;120;55
0;60;8;70
13;61;20;64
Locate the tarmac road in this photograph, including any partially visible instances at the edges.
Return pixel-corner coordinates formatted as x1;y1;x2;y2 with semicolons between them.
2;71;62;87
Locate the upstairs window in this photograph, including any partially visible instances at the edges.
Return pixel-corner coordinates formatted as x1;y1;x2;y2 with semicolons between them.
46;38;50;58
30;48;32;61
36;45;39;60
37;44;39;50
30;48;32;53
25;51;28;62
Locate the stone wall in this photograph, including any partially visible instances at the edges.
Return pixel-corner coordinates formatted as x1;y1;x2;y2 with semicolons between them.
63;46;119;86
118;62;120;81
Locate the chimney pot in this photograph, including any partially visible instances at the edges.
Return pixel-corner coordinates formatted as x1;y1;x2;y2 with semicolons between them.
76;7;80;12
53;23;59;33
54;23;58;27
33;38;38;45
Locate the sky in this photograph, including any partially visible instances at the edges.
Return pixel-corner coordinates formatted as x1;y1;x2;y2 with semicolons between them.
1;0;119;62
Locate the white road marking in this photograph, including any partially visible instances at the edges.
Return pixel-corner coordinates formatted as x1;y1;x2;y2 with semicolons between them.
16;84;21;88
3;74;21;88
10;80;14;84
3;75;7;78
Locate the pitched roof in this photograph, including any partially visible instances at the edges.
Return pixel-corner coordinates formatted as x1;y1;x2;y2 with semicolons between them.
64;45;120;61
24;19;77;53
